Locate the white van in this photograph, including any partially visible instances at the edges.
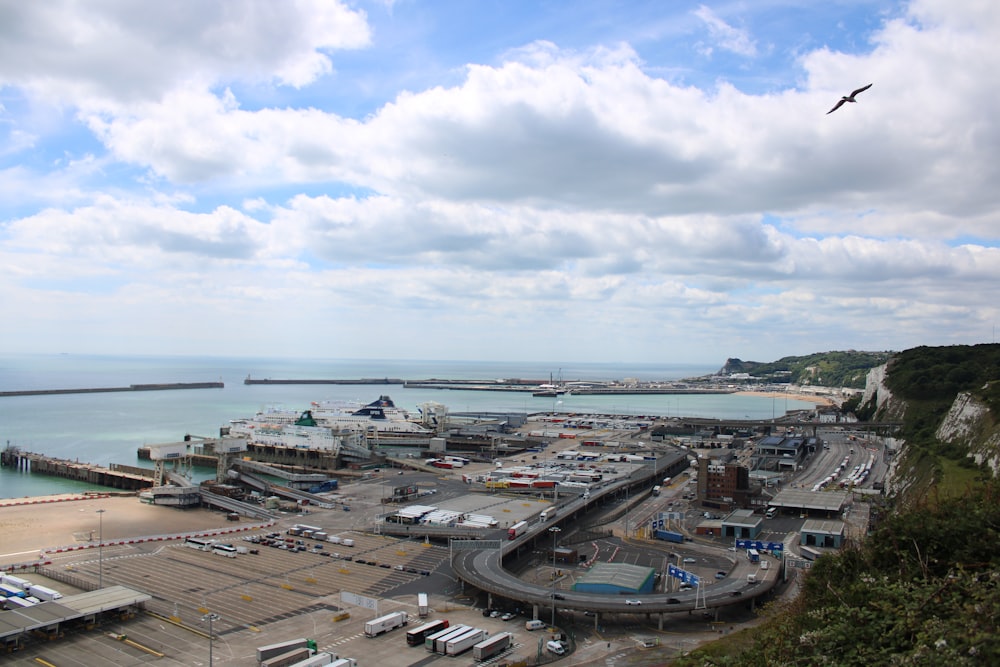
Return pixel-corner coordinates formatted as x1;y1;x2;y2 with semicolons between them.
546;640;566;655
525;619;546;631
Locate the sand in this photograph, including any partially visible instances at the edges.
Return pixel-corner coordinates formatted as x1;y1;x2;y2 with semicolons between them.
734;390;838;407
0;494;249;568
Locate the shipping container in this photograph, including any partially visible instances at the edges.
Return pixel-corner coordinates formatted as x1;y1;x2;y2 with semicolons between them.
260;648;312;667
0;574;31;590
286;652;336;667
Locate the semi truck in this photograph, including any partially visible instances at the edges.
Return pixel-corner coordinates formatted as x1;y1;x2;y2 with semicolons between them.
472;632;512;661
286;652;337;667
508;520;528;539
364;610;408;637
26;584;62;601
539;507;557;521
654;529;684;544
445;627;486;656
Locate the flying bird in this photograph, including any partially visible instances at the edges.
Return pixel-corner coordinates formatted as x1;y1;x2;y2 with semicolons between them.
826;83;873;114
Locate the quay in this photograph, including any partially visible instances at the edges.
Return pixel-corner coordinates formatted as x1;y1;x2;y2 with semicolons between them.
0;449;154;491
0;381;223;398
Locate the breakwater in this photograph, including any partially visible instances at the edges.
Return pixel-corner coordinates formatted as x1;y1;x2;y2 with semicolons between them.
244;377;403;385
0;381;224;398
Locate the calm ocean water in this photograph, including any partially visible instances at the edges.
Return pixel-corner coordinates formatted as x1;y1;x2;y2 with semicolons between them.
0;354;809;499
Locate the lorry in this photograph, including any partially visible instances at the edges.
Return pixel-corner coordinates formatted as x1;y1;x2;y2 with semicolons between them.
257;638;316;663
0;574;31;590
328;660;357;667
472;632;512;661
26;584;62;601
364;610;408;637
417;592;429;617
539;507;557;522
445;627;486;656
508;520;528;540
0;583;27;598
654;529;684;544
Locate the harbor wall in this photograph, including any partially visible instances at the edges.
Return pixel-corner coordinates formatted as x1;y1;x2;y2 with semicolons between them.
0;382;224;398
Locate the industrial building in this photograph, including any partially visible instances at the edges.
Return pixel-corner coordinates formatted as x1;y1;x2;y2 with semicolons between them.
571;562;655;595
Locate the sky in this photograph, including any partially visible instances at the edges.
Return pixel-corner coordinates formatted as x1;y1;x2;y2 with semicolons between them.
1;0;998;366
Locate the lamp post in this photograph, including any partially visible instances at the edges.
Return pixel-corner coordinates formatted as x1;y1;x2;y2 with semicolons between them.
202;613;221;666
96;508;105;589
549;526;561;627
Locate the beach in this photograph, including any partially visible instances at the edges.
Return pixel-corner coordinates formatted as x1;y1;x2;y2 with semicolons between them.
735;389;839;406
0;493;245;568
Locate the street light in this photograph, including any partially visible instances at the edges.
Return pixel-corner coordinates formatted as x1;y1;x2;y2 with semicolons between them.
96;509;105;589
548;526;561;628
202;613;221;666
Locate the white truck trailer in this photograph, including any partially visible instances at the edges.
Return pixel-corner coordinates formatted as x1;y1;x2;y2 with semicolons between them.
256;638;313;663
417;592;429;617
26;584;63;601
364;610;408;637
429;624;470;652
472;632;512;661
445;628;486;656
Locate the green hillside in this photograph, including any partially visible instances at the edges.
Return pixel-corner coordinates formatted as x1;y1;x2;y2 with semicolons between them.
717;350;892;388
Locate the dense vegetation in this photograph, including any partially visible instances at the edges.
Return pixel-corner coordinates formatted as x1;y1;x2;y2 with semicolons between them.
674;344;1000;666
716;351;892;389
676;484;1000;666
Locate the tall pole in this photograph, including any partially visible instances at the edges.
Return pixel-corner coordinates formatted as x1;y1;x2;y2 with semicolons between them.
202;613;220;665
96;508;105;589
549;526;561;628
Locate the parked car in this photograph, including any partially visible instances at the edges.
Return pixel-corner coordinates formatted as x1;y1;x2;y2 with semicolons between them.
501;612;516;621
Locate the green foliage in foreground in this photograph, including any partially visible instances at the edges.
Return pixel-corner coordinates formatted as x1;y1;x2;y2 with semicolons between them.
674;484;1000;666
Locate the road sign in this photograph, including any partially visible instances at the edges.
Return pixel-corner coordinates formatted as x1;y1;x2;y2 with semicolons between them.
450;539;502;551
341;591;377;610
735;539;785;552
667;564;700;586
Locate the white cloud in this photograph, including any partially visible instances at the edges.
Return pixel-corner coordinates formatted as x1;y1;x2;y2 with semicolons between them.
693;5;759;57
0;0;998;361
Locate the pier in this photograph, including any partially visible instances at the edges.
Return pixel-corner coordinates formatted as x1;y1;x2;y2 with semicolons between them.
0;449;154;491
244;376;403;385
0;381;224;398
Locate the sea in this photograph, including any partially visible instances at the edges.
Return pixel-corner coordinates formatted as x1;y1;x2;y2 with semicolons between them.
0;354;812;499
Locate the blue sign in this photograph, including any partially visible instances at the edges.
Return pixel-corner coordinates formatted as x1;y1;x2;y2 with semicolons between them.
650;516;665;531
667;564;700;586
735;539;784;552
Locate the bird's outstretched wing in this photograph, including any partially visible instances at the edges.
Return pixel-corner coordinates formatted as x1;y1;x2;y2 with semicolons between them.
850;83;873;98
826;99;847;114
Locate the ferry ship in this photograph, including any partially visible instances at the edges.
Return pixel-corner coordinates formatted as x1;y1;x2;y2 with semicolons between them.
228;395;431;438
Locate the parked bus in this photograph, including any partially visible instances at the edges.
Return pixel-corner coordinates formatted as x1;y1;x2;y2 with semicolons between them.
212;543;238;558
406;619;449;646
185;537;215;551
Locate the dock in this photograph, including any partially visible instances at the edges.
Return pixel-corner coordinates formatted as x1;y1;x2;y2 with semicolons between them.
245;376;403;385
0;381;224;398
0;449;154;491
